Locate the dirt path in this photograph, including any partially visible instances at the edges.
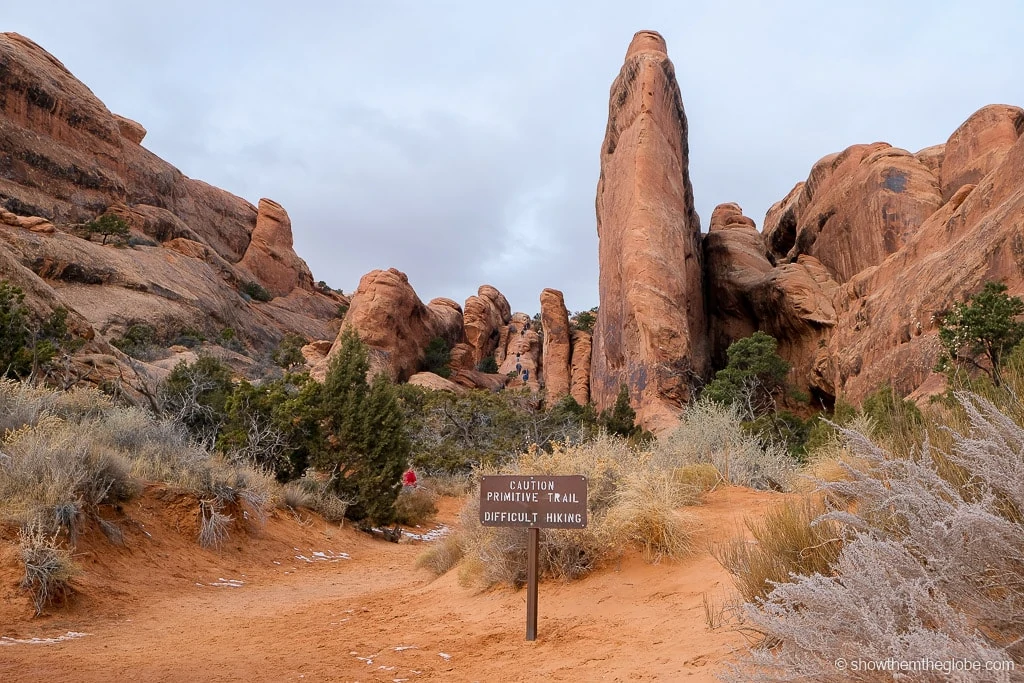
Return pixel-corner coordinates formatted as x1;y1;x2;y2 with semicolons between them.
0;487;783;682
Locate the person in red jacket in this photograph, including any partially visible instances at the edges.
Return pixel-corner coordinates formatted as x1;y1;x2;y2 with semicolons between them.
402;468;417;488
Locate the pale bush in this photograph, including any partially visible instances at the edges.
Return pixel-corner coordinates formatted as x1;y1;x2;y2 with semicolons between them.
441;435;704;584
713;498;843;602
394;487;438;526
19;522;78;615
416;533;464;575
727;393;1024;680
652;399;796;490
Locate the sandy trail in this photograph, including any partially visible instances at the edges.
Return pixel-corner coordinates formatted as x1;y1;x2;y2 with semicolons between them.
0;486;782;682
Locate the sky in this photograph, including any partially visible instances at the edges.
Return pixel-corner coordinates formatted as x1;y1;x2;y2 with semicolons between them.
6;1;1024;314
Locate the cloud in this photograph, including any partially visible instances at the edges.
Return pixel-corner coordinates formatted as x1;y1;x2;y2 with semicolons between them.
5;0;1024;316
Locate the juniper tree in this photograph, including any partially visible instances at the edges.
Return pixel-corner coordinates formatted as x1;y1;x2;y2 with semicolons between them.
937;281;1024;387
316;327;409;525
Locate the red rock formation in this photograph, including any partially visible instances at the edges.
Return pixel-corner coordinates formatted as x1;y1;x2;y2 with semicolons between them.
569;330;592;406
499;313;542;392
237;199;315;298
705;204;839;397
762;144;943;282
939;104;1024;201
0;32;344;380
328;269;464;382
462;285;511;368
713;104;1024;406
591;30;708;434
539;288;571;401
825;126;1024;402
408;371;466;394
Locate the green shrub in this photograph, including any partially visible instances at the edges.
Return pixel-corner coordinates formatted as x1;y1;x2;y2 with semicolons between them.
216;327;244;353
0;281;75;379
703;332;790;415
423;336;452;378
476;356;499;374
315;327;409;526
570;308;598;334
240;281;272;302
937;280;1024;387
272;334;307;370
83;213;130;245
599;384;644;440
111;323;158;357
160;355;234;446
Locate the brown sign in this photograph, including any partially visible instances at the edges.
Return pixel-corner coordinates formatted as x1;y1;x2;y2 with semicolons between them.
479;475;588;529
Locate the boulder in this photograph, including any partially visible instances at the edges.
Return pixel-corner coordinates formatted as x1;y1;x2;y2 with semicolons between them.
539;288;571;400
408;371;466;394
327;268;464;382
591;30;708;434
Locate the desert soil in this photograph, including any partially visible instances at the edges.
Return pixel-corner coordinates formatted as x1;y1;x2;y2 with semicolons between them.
0;486;783;682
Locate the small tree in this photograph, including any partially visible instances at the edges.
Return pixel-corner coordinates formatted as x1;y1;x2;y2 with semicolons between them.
600;384;641;439
703;332;790;416
0;280;31;377
316;327;409;526
476;356;499;374
937;281;1024;387
272;333;307;370
84;213;130;245
423;336;451;378
570;308;598;334
161;355;235;446
0;281;74;379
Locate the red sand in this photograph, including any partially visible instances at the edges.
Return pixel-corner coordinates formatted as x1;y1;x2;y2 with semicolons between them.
0;485;783;681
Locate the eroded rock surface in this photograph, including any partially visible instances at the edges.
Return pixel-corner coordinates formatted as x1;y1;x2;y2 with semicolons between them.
591;30;708;433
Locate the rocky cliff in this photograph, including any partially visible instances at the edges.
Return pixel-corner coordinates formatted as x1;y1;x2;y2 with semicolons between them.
0;32;344;394
593;31;1024;432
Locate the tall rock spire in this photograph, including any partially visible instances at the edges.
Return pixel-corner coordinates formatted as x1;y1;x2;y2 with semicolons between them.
590;30;708;434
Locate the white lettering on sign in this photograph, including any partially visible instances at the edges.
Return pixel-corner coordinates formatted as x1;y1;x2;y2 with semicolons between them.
486;491;540;503
544;513;583;524
546;492;580;503
482;511;540;523
508;479;557;491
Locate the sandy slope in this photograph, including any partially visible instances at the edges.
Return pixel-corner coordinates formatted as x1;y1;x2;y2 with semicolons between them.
0;486;783;682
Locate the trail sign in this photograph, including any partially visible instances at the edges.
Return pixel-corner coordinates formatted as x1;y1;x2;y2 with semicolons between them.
479;475;588;641
479;475;588;529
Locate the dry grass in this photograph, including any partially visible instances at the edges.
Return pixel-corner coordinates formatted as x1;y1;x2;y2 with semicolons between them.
394;487;438;526
18;522;78;615
713;497;843;603
432;433;718;585
415;533;464;575
651;399;797;490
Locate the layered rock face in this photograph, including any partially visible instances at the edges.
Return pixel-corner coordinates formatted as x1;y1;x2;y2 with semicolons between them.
539;288;571;400
327;268;464;382
0;32;341;383
591;31;708;434
761;143;944;282
711;103;1024;405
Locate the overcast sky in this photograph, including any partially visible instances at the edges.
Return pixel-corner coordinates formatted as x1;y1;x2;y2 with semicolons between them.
7;2;1024;314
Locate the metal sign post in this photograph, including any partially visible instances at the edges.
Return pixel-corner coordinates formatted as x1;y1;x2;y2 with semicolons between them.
479;475;588;641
